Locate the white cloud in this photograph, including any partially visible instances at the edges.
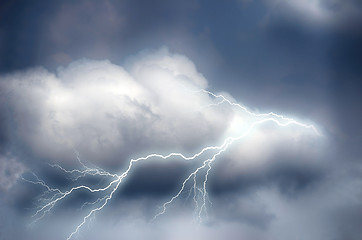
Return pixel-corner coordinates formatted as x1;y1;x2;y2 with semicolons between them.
0;48;229;167
0;48;320;174
0;47;329;240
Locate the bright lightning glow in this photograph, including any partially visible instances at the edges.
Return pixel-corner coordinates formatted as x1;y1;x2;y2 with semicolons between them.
23;88;321;239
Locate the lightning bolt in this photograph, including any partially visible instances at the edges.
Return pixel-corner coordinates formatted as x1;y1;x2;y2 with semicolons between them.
23;88;320;239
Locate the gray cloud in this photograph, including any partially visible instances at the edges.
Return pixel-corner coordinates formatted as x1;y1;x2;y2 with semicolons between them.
0;155;25;192
0;48;330;240
1;0;361;239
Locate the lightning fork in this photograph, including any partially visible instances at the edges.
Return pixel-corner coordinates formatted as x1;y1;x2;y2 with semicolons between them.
25;88;320;239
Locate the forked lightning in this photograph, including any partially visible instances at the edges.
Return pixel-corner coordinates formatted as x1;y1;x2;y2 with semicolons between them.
24;88;320;240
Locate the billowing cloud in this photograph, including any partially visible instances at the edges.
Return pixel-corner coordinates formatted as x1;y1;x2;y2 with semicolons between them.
1;0;361;239
0;48;331;240
0;48;230;169
0;47;320;176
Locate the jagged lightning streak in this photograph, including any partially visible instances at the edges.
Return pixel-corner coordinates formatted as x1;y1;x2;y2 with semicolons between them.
23;88;320;239
194;89;320;135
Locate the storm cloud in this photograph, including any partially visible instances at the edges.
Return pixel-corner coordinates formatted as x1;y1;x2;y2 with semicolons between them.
0;45;340;240
1;0;362;240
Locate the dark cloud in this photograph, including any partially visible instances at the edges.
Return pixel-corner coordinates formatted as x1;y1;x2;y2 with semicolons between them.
1;0;362;239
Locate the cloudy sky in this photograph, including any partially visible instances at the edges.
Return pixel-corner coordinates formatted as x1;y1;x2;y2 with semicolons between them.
1;0;362;239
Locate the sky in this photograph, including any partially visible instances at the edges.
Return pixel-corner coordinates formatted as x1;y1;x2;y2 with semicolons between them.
0;0;362;239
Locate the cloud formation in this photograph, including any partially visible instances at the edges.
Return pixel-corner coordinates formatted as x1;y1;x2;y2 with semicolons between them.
0;48;228;170
0;0;361;239
0;48;329;240
0;48;320;189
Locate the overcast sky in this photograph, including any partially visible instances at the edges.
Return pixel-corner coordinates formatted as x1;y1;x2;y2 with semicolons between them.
1;1;362;240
